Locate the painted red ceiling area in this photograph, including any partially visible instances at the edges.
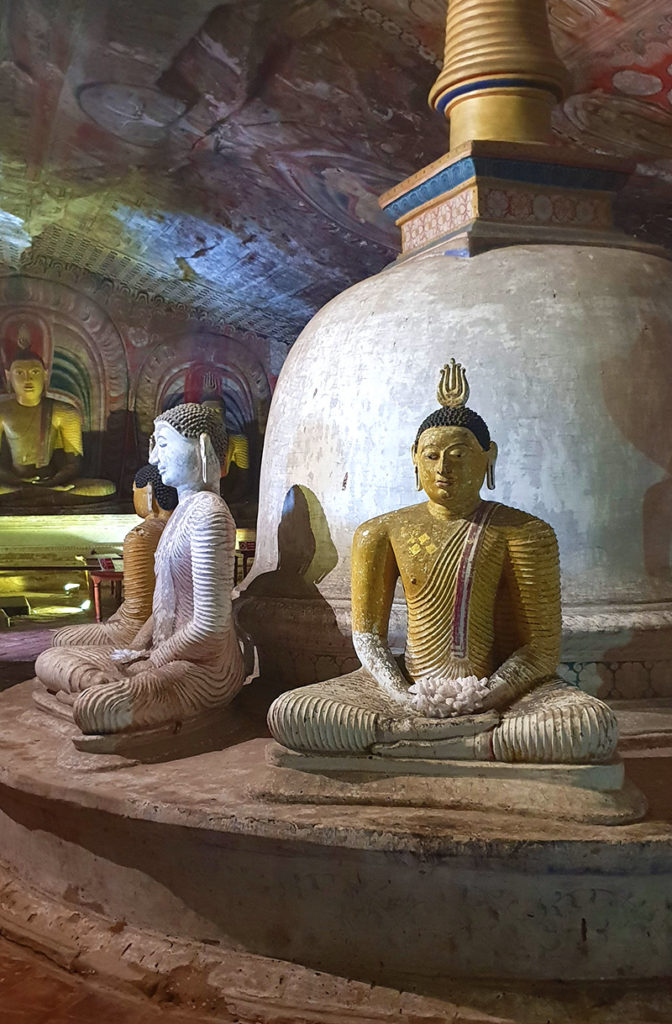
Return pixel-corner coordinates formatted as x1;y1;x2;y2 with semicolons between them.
0;0;670;347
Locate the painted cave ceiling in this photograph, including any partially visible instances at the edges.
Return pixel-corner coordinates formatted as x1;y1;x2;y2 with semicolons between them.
1;0;671;356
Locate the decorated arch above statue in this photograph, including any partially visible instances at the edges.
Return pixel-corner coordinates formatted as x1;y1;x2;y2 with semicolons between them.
133;331;272;523
0;278;129;507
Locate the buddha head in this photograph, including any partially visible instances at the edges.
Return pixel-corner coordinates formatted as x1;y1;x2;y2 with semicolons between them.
5;350;47;407
412;360;497;512
132;463;179;519
149;403;229;494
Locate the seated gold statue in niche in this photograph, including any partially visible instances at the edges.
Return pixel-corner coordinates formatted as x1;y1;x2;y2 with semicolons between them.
0;333;115;498
269;361;618;764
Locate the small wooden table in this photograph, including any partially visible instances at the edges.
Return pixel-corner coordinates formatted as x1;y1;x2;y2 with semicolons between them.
88;566;124;623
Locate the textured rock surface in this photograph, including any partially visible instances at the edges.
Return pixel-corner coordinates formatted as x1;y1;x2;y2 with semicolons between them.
1;680;671;983
2;0;672;343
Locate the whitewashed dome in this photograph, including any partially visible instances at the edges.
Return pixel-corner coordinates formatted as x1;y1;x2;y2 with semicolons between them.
241;244;672;697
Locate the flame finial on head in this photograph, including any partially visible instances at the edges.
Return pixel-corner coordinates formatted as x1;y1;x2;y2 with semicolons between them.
17;323;31;351
437;358;469;409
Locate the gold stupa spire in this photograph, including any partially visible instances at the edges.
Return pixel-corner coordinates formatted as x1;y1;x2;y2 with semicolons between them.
429;0;570;149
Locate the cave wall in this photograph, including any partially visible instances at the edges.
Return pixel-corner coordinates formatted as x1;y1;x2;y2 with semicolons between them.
0;268;275;518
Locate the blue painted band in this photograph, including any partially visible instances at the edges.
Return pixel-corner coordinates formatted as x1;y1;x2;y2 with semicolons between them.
382;156;626;222
435;76;564;115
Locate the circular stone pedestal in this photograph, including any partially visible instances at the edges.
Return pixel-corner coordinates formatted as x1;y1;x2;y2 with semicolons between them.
2;680;672;1000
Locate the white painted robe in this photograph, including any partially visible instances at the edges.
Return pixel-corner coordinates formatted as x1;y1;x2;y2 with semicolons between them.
36;491;245;734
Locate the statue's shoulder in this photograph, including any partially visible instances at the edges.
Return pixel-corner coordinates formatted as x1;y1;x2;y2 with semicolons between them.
127;518;164;545
50;398;82;421
354;503;424;546
187;489;235;523
490;502;557;541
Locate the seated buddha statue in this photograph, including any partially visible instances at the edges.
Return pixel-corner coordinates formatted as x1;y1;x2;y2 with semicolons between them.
51;464;178;650
269;361;618;765
0;343;115;499
35;403;246;736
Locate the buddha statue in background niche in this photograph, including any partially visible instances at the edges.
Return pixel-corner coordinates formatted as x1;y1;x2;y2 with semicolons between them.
269;361;618;765
51;464;178;650
35;404;246;737
0;339;115;499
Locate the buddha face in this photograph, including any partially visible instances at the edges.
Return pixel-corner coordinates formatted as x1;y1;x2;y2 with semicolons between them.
150;422;201;490
413;426;495;510
7;359;47;407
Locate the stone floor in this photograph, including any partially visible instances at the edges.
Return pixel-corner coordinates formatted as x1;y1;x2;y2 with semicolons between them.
0;580;120;691
0;936;224;1023
3;612;672;1022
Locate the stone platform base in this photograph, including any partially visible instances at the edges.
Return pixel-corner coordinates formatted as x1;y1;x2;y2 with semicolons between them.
4;861;672;1024
32;683;259;763
2;679;672;988
265;744;646;825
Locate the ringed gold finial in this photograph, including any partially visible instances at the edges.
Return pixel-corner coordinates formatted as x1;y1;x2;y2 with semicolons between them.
437;359;469;409
428;0;570;149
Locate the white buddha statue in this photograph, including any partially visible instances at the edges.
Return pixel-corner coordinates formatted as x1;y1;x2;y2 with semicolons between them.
35;404;246;735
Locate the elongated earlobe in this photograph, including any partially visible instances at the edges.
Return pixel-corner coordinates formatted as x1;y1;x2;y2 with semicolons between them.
199;432;220;489
411;443;422;492
486;441;498;491
199;434;209;486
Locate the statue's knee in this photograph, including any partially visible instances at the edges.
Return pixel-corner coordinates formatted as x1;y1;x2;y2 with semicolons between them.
35;648;57;684
576;696;618;761
493;690;618;763
34;649;49;675
267;689;299;739
547;694;618;763
73;678;131;733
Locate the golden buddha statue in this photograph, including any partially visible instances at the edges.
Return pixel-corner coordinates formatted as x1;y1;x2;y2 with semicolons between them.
0;341;115;499
51;465;177;649
35;404;246;736
269;361;618;764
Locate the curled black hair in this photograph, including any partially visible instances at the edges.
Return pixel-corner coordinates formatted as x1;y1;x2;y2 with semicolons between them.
414;406;491;452
134;463;179;511
9;349;45;368
155;403;228;464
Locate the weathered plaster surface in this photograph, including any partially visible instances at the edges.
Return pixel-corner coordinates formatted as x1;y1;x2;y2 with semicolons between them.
1;681;671;984
245;244;672;681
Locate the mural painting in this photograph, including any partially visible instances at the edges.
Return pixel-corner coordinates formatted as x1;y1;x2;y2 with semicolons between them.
0;276;273;519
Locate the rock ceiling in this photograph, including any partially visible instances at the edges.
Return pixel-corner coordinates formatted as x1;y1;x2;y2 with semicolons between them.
0;0;671;351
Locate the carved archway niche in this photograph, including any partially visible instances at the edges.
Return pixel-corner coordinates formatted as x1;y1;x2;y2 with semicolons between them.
0;276;129;487
134;332;272;510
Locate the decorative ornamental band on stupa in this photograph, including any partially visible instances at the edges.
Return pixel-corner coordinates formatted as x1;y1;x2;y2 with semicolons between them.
428;0;570;148
379;0;660;261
